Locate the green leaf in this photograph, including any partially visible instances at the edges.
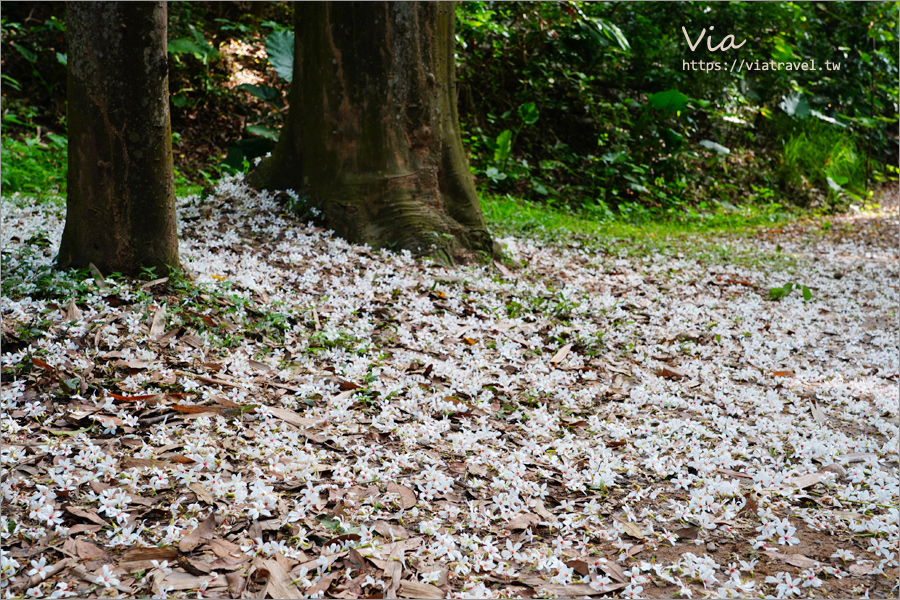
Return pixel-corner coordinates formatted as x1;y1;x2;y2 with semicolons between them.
266;30;295;82
779;93;810;118
648;90;690;113
56;52;67;66
518;102;539;126
13;43;37;63
246;124;279;141
802;286;812;301
237;84;279;102
494;130;513;164
168;38;206;57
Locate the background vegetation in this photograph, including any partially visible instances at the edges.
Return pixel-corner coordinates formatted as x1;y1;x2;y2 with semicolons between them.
2;1;897;224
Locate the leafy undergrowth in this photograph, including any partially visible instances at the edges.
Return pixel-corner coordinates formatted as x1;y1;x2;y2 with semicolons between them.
1;180;897;600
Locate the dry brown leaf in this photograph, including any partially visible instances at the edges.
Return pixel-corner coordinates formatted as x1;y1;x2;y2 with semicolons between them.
64;506;111;528
121;456;176;470
564;559;590;576
372;520;413;540
532;499;559;524
507;512;540;531
838;452;878;464
717;468;753;479
616;519;645;539
254;557;303;599
674;526;700;540
849;561;876;576
66;299;82;321
386;482;417;509
550;343;573;365
596;560;628;583
656;366;687;379
88;263;108;289
72;539;110;561
772;370;795;378
493;260;514;278
178;514;218;553
398;579;445;599
149;306;167;338
305;571;340;597
156;569;227;593
189;482;215;504
763;551;819;569
122;547;180;562
267;406;323;428
140;276;169;289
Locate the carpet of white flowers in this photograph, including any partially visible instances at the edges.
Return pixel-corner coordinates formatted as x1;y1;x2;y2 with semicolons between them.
1;178;897;600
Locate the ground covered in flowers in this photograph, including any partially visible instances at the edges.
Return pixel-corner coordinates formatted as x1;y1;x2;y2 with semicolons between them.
1;179;898;599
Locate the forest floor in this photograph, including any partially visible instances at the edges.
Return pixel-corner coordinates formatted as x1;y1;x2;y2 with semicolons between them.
1;180;897;600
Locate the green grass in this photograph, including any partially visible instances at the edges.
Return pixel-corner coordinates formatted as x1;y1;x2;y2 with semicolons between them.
782;121;868;199
482;191;801;270
482;192;795;240
1;131;67;198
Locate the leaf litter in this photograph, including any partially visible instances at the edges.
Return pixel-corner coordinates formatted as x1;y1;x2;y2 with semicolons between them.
0;179;897;599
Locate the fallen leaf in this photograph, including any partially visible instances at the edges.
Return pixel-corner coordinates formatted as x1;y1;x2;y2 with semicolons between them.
772;370;795;378
849;561;876;576
656;366;687;379
550;343;573;365
616;519;645;539
73;539;110;561
564;559;590;576
64;506;111;528
190;482;215;504
149;305;167;338
717;468;753;479
66;299;82;321
493;261;514;278
122;547;180;562
763;551;819;569
674;526;700;541
88;263;108;289
507;513;540;531
31;356;55;372
386;482;417;509
267;406;323;428
254;557;302;599
178;514;218;553
626;543;646;558
140;276;169;289
372;521;413;540
398;579;445;599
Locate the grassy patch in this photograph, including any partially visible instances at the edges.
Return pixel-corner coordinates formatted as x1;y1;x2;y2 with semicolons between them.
482;191;801;270
483;192;795;240
0;131;67;199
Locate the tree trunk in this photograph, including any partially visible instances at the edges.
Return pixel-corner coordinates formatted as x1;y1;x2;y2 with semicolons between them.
250;2;497;264
58;1;180;276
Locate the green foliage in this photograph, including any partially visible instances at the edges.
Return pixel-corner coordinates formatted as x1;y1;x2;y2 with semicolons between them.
768;282;812;302
1;106;67;198
456;1;898;213
782;120;867;207
265;30;295;83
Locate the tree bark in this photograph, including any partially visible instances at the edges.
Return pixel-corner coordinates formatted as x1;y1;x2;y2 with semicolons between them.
250;2;497;264
58;1;180;276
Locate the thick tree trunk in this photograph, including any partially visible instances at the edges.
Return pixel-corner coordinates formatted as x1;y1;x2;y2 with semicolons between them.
250;2;497;264
58;1;180;276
